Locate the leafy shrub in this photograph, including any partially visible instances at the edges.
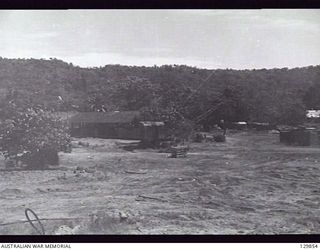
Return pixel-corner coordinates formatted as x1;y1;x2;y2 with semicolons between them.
0;104;71;169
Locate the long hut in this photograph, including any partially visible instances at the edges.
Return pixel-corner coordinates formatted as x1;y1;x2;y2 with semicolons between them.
70;111;165;143
70;111;141;139
279;127;320;146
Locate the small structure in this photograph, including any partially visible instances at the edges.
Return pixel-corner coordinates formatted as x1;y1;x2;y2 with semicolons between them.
169;145;189;158
193;132;207;143
279;126;320;146
306;110;320;119
306;110;320;126
140;121;165;146
226;121;247;130
279;110;320;146
247;122;274;131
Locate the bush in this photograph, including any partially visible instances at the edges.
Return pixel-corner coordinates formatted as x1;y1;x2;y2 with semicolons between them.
0;105;71;169
20;147;60;169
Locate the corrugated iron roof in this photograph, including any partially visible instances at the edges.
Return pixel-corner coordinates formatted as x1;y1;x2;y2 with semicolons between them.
234;121;247;125
140;121;165;127
70;111;140;124
307;110;320;118
51;111;79;120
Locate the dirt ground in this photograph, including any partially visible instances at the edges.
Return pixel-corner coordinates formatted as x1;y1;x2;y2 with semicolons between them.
1;131;320;235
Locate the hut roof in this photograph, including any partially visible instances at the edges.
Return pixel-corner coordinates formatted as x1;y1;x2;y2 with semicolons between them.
140;121;164;127
307;110;320;118
70;111;140;124
52;111;79;120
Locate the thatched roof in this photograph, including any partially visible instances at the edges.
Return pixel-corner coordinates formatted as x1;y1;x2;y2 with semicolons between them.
70;111;140;124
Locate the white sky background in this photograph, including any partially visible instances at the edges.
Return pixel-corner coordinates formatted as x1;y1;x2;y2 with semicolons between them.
0;9;319;69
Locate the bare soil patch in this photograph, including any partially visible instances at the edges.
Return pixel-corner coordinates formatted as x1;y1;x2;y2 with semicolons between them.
1;131;320;234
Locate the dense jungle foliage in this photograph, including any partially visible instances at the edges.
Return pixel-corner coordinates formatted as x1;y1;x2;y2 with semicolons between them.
0;57;319;127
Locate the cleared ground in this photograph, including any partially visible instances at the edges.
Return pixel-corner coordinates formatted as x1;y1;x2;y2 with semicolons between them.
1;131;320;234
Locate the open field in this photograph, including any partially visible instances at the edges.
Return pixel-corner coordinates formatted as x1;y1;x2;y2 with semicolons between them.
1;131;320;234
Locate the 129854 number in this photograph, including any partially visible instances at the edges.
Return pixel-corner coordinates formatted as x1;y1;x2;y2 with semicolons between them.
300;244;318;248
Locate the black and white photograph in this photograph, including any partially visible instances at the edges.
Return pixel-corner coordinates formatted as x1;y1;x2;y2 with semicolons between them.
0;9;320;236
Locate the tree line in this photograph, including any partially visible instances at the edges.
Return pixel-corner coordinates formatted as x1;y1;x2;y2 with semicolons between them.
0;58;319;127
0;57;319;167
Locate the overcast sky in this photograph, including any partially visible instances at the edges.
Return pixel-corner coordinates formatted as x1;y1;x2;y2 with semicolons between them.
0;10;319;69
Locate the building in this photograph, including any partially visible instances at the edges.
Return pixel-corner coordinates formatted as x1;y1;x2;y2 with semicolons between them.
279;127;320;146
70;111;165;143
226;121;248;130
306;110;320;119
247;122;274;131
70;111;141;139
306;110;320;125
140;121;165;146
277;110;320;146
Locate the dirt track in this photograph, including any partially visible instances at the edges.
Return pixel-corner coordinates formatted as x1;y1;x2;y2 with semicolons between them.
1;131;320;234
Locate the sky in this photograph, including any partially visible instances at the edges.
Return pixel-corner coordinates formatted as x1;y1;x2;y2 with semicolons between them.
0;9;319;69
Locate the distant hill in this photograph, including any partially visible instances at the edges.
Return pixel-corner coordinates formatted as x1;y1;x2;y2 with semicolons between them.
0;57;320;127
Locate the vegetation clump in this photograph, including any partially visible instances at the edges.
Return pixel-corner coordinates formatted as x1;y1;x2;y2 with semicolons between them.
0;102;70;169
